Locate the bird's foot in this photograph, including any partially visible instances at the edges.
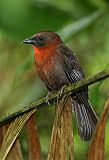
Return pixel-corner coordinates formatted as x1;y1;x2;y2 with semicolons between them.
57;85;67;105
46;91;55;105
58;85;67;99
46;92;51;105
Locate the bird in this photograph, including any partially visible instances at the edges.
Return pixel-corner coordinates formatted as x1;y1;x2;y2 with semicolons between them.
23;31;98;141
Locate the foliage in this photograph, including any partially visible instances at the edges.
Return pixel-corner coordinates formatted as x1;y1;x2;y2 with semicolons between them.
0;0;109;159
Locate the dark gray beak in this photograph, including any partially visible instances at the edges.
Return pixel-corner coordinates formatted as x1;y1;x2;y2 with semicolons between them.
22;37;36;45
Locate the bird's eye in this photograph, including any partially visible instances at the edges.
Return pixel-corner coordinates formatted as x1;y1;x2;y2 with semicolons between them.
34;36;46;47
38;36;45;41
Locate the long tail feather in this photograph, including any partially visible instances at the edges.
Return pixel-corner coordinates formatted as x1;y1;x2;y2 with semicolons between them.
73;98;98;141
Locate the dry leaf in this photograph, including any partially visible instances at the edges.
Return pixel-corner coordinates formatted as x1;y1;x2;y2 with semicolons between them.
26;114;41;160
0;124;23;160
87;98;109;160
47;96;74;160
0;109;36;160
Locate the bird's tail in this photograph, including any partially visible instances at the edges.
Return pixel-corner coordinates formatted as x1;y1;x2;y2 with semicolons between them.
73;98;98;141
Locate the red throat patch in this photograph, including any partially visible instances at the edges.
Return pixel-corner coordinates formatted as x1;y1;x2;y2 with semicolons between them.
33;45;56;66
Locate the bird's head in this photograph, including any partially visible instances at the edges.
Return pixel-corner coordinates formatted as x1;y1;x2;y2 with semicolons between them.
23;31;62;49
23;31;63;63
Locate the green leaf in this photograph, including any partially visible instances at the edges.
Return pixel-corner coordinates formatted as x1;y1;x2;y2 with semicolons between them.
58;10;102;41
0;0;71;40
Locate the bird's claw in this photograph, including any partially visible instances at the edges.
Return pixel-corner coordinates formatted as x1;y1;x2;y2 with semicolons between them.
58;85;67;99
46;92;51;105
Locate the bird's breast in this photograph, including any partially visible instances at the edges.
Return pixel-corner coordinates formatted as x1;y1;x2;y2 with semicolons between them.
35;53;69;90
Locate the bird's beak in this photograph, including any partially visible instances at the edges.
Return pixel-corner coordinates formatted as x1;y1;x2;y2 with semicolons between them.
22;37;35;45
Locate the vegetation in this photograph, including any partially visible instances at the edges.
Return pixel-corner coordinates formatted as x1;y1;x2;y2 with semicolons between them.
0;0;109;159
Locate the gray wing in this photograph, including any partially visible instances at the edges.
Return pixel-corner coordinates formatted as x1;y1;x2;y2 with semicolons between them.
58;44;98;141
59;44;88;100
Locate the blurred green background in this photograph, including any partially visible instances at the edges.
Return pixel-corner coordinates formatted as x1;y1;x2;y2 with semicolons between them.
0;0;109;159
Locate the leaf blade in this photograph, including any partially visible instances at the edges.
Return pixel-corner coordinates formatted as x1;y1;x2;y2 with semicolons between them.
0;109;36;160
87;97;109;160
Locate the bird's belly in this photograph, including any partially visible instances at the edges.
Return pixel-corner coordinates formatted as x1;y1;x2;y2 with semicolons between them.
38;63;69;90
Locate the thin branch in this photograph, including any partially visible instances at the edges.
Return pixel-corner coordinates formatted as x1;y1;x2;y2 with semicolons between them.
0;69;109;127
